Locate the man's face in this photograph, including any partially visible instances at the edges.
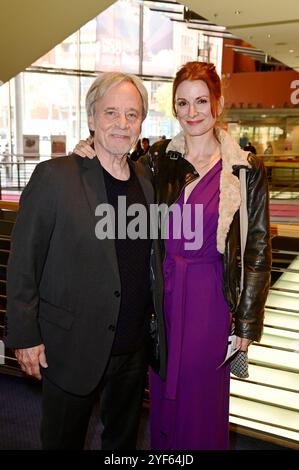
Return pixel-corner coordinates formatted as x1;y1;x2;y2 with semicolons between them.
88;81;143;158
141;139;149;151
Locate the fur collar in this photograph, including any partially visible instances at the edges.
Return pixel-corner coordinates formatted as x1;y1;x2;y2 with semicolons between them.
166;128;251;253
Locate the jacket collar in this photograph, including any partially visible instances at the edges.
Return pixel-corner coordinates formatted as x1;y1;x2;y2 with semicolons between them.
165;128;251;253
80;155;120;281
128;157;154;206
81;153;153;206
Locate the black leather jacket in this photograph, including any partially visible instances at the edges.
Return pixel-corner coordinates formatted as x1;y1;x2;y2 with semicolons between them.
146;138;272;341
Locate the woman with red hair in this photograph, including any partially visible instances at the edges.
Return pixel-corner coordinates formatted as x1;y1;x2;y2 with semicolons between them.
74;62;271;450
147;62;270;450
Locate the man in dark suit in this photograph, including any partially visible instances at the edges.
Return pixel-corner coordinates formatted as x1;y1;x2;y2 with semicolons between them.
5;72;166;450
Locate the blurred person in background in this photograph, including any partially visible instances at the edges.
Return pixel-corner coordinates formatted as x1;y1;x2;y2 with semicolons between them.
264;141;273;155
131;137;150;161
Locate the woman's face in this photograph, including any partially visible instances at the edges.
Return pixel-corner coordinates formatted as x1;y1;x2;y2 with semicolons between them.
175;79;221;137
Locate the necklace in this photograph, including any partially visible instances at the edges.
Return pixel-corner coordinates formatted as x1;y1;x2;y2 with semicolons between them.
189;150;221;173
197;157;216;171
183;151;220;203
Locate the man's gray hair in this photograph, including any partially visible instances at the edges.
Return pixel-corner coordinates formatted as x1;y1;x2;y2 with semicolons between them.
86;72;148;121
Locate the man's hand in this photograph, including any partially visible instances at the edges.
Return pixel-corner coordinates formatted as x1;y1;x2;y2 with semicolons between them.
235;336;253;352
15;344;48;380
73;137;95;159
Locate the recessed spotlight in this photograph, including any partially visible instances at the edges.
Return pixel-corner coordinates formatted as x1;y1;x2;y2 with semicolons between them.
261;114;267;118
267;34;271;38
234;10;242;14
289;49;294;53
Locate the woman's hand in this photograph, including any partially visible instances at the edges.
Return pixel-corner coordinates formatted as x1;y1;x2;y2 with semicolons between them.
235;336;253;352
73;136;96;159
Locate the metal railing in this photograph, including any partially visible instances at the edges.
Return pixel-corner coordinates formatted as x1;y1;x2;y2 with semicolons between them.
0;153;299;196
0;161;38;196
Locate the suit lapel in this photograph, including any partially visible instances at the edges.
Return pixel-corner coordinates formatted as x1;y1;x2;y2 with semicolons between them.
130;158;156;243
130;159;162;270
132;163;154;206
81;157;155;283
81;157;120;282
81;157;107;214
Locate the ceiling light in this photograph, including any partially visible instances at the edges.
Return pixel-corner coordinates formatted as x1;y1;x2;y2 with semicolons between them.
143;1;184;14
289;49;294;53
267;34;271;38
234;10;242;14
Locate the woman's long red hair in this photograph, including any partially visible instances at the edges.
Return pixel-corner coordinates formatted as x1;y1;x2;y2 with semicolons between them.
172;62;222;117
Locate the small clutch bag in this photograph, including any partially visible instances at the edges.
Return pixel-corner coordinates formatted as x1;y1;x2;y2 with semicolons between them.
230;350;249;378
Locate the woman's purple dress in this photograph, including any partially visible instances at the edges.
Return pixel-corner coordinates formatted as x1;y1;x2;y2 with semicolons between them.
150;160;231;450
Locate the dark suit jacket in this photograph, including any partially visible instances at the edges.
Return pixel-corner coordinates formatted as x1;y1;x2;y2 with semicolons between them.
5;155;166;395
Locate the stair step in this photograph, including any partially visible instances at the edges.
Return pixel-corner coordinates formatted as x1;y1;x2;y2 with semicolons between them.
240;363;299;392
273;279;299;290
230;379;299;410
0;280;7;295
261;328;299;351
264;309;299;331
0;239;10;251
230;396;299;434
266;290;299;313
248;344;299;371
0;220;14;237
229;414;299;444
0;250;9;264
275;257;299;284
